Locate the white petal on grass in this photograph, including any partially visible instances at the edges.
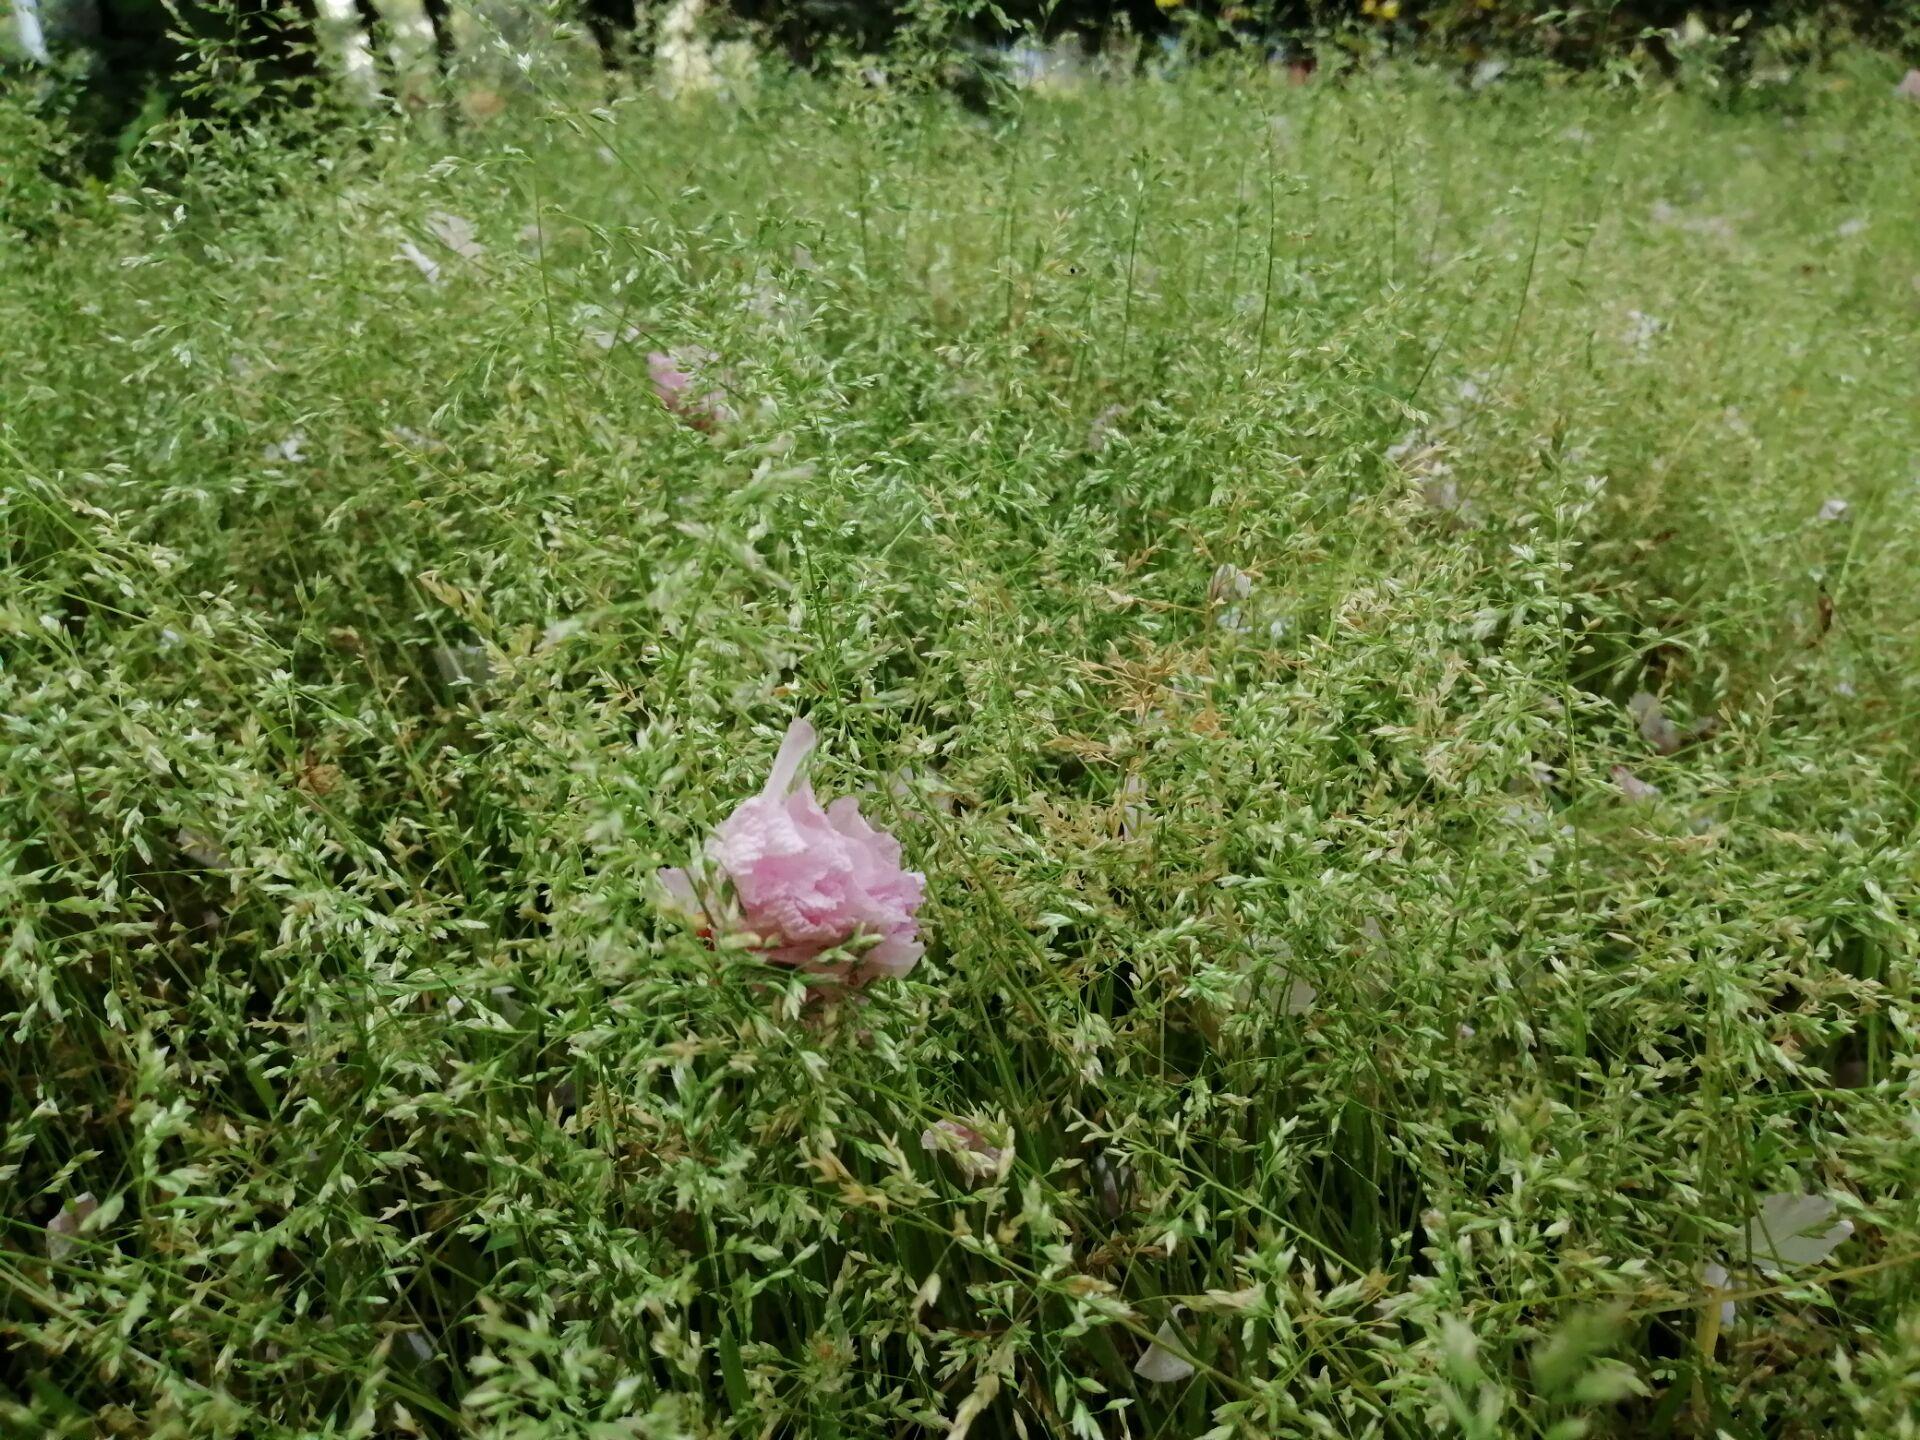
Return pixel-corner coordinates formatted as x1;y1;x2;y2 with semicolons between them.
1208;564;1252;608
1702;1261;1736;1325
1611;765;1660;802
1086;403;1126;453
574;303;642;351
432;644;493;689
887;768;957;818
1422;476;1471;518
1746;1192;1853;1270
1116;772;1148;838
176;829;231;871
425;211;484;261
1134;1316;1196;1384
1470;59;1508;89
397;240;442;284
1091;1151;1131;1221
46;1193;98;1262
12;0;50;64
744;273;796;324
262;432;306;464
388;425;444;452
1816;497;1850;522
1628;692;1684;755
1006;39;1085;94
1624;310;1665;348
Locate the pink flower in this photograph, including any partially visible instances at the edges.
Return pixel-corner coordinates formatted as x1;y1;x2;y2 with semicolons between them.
647;347;737;431
659;718;926;986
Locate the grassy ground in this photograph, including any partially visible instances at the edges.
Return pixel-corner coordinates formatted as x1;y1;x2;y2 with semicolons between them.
4;49;1920;1439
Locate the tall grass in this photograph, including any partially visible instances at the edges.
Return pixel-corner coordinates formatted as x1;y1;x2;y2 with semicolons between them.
3;42;1919;1438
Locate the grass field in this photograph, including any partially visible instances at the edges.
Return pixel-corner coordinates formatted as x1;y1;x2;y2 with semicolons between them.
4;50;1920;1438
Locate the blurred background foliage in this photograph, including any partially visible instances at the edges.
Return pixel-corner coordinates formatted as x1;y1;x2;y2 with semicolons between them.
4;0;1918;175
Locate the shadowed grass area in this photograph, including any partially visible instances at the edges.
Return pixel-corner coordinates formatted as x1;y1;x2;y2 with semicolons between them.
3;49;1919;1439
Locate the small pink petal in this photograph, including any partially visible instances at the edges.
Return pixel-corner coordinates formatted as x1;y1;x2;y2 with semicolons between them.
425;211;484;261
648;347;737;431
46;1193;99;1263
920;1119;1009;1183
1612;765;1660;802
1628;692;1684;755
